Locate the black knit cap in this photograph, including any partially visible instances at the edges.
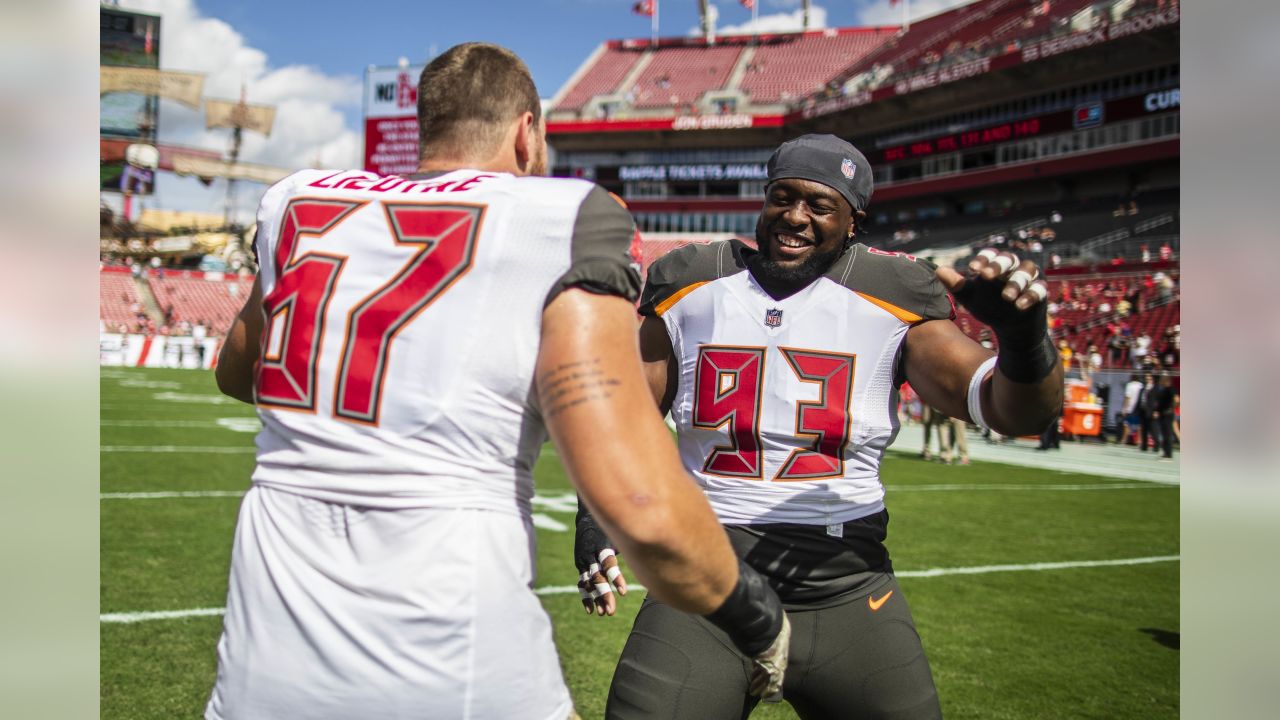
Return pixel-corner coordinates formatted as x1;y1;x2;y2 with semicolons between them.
766;134;874;213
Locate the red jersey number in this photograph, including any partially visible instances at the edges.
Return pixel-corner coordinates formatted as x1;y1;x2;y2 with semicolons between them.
257;198;482;425
691;345;855;481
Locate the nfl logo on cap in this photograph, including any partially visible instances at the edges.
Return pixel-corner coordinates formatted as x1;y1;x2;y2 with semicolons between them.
841;158;856;179
765;308;783;327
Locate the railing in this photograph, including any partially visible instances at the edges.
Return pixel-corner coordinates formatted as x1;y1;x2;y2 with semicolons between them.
1079;229;1132;259
1134;212;1175;234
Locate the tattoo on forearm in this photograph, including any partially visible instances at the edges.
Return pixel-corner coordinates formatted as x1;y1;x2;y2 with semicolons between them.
539;358;623;419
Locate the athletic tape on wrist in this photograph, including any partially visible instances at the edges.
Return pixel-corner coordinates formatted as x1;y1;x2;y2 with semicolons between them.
967;356;998;432
996;332;1059;384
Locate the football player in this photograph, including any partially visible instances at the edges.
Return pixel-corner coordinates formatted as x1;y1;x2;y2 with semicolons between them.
577;134;1063;719
207;43;789;720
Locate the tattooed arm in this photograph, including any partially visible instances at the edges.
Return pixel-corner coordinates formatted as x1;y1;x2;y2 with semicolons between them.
536;289;740;615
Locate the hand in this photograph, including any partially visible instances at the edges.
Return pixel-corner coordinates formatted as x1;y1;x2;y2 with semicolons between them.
575;500;629;616
936;249;1049;332
748;613;792;702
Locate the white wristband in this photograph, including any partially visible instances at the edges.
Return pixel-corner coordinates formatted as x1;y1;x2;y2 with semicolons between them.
967;356;998;432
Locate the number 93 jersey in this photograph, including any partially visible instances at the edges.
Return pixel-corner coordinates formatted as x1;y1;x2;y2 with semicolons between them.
639;240;953;526
248;168;640;513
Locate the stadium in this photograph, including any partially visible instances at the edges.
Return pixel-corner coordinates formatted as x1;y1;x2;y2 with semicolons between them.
100;1;1180;717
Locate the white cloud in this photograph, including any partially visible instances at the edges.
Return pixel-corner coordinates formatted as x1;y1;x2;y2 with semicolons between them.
701;4;829;36
854;0;973;27
112;0;363;220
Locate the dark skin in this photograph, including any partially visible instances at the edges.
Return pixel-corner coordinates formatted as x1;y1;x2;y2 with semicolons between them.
640;176;1062;439
591;178;1063;615
751;178;858;300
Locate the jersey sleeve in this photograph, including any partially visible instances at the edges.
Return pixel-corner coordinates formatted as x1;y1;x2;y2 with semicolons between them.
545;184;642;306
637;241;734;317
843;246;955;323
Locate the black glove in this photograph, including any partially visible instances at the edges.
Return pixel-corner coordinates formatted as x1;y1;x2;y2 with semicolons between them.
953;249;1056;383
574;497;628;615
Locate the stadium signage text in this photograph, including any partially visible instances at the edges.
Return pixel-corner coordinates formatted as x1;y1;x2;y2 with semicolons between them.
364;65;426;176
619;163;768;182
1144;89;1179;113
672;114;755;131
1022;8;1179;62
874;87;1179;164
795;9;1178;123
892;58;991;97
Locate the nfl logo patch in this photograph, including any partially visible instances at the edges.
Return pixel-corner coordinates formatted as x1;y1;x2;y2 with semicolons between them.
841;158;856;179
765;308;783;327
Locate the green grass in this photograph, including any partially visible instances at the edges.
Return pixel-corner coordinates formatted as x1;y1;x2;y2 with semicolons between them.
101;367;1178;719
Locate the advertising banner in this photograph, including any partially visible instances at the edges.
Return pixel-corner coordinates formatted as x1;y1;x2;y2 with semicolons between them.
364;65;424;176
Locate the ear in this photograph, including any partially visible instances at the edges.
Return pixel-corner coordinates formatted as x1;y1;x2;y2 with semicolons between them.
849;209;866;238
513;111;536;172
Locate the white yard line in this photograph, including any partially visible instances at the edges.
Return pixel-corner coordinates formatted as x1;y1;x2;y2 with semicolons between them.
895;555;1179;578
101;491;246;500
101;446;256;454
101;555;1178;624
889;482;1171;492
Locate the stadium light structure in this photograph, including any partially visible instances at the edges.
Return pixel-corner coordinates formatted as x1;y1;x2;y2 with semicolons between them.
204;85;277;230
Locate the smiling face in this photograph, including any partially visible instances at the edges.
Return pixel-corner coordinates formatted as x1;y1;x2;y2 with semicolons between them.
751;177;856;295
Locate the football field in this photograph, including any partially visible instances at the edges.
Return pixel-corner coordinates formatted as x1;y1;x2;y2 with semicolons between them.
101;367;1179;719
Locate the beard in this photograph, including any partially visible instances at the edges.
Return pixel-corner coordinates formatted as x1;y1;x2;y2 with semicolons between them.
529;139;548;177
751;220;844;289
751;245;844;287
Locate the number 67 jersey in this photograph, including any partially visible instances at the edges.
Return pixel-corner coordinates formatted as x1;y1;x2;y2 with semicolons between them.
248;168;640;513
639;240;954;526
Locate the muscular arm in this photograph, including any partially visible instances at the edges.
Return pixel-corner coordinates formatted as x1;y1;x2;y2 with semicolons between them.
538;290;737;615
214;278;264;405
638;314;678;415
903;318;1063;437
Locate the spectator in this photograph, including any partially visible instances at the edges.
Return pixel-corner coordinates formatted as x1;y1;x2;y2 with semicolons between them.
1108;329;1129;366
1137;371;1159;451
1141;244;1151;263
920;404;948;461
1058;338;1073;371
192;321;208;367
1155;272;1175;303
1116;297;1132;317
939;414;971;465
1119;373;1143;445
1132;331;1152;367
1159;242;1173;261
1151;374;1177;459
1086;344;1103;373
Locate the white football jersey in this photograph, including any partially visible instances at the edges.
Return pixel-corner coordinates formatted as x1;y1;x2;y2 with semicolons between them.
641;240;953;526
248;168;640;513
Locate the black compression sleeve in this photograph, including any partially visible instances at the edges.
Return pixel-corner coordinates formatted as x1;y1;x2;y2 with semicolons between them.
704;558;785;656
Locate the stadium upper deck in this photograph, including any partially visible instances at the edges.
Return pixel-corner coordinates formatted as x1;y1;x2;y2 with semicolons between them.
546;0;1179;248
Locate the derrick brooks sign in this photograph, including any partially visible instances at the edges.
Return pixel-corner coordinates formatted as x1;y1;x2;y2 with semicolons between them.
364;64;425;176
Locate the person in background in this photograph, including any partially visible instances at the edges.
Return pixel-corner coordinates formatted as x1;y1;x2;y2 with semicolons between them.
1152;373;1178;459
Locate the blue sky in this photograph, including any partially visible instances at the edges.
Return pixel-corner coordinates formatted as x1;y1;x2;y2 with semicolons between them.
108;0;966;222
